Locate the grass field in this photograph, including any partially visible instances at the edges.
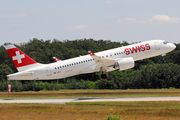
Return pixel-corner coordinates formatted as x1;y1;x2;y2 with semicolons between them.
1;89;180;99
1;89;180;120
0;101;180;120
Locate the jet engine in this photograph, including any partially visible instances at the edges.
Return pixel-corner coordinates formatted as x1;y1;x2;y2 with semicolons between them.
113;57;134;71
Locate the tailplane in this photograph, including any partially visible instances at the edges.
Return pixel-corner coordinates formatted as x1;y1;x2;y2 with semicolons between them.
4;44;43;72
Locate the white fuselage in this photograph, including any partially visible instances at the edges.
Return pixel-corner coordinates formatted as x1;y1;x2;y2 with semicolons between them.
7;40;176;80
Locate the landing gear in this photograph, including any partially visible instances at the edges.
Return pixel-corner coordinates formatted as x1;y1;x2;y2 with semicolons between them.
93;69;108;80
101;70;108;79
93;74;99;79
162;54;166;63
93;73;108;80
101;74;107;79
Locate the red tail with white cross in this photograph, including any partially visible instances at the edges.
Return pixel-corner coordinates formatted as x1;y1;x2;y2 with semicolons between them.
4;44;39;71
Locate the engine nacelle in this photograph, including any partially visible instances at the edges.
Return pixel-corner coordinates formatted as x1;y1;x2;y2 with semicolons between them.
114;57;134;71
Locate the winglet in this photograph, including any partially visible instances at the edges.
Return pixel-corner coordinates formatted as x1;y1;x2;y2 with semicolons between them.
53;57;61;61
88;51;95;56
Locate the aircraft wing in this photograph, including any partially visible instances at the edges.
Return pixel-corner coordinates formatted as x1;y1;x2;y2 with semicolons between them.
88;51;116;72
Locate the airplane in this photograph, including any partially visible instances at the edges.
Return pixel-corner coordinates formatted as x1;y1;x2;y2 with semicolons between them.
4;40;176;80
53;57;61;61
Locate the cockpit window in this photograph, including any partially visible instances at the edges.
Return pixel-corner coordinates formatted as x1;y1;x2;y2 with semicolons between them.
163;41;169;44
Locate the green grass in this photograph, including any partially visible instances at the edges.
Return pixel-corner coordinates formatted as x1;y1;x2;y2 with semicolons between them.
0;94;178;99
66;101;180;109
0;89;180;99
1;101;180;120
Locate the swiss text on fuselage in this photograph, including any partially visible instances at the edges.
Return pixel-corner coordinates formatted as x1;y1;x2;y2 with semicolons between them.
124;43;151;55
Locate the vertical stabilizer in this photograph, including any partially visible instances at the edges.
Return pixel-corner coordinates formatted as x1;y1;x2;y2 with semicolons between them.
4;44;43;72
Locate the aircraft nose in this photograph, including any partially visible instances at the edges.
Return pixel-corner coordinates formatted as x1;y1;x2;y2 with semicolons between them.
170;43;176;50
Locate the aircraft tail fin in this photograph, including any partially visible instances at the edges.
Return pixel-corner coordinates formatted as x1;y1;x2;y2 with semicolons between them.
4;44;43;72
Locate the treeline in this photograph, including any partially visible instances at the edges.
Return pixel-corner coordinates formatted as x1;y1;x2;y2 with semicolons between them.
0;38;180;91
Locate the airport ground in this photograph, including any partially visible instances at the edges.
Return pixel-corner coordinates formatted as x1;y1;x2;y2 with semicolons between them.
1;89;180;99
0;89;180;120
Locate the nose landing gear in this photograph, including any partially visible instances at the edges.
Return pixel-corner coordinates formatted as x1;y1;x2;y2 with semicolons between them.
162;54;166;63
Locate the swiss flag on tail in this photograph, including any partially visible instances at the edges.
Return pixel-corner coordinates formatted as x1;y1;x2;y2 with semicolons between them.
4;45;38;71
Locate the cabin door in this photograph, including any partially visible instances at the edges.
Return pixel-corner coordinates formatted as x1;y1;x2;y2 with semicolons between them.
46;67;52;76
154;42;160;50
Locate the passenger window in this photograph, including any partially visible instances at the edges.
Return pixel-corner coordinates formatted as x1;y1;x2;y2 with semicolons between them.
55;67;57;69
65;65;66;67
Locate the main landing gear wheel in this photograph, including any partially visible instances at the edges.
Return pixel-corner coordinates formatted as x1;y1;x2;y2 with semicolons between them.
94;74;99;79
101;74;107;79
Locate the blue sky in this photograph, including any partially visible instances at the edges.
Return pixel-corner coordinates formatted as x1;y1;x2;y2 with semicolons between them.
0;0;180;45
